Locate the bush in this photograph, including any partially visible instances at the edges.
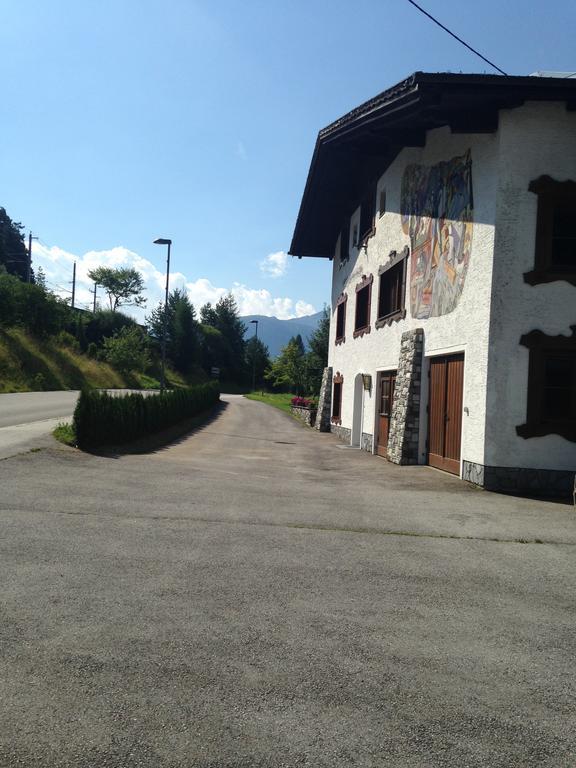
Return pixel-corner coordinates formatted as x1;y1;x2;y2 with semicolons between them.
291;396;316;408
54;330;80;351
86;342;98;359
102;326;149;372
73;382;220;448
84;310;136;346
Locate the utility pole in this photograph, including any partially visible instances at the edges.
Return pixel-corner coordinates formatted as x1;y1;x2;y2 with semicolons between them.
71;262;76;309
27;232;38;283
90;281;98;313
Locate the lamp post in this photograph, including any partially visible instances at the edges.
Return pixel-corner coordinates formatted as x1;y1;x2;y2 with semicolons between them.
153;238;172;393
249;319;259;392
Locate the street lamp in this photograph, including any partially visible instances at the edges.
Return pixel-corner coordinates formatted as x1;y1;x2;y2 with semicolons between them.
153;237;172;394
250;319;259;392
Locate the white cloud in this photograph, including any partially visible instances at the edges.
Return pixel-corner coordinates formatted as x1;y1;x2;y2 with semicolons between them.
260;250;288;278
31;242;315;321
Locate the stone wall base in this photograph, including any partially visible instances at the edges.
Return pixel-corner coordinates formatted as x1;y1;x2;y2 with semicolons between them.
329;426;373;453
361;433;373;453
463;460;574;497
331;425;351;443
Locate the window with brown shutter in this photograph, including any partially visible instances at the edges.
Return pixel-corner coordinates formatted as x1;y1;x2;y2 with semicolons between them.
335;293;347;345
376;247;408;327
353;274;373;338
517;328;576;442
524;176;576;287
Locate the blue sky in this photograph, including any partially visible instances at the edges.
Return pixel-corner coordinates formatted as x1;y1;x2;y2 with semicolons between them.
1;0;574;318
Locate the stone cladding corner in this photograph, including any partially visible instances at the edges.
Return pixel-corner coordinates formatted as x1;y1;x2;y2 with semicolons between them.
315;366;333;432
387;328;424;465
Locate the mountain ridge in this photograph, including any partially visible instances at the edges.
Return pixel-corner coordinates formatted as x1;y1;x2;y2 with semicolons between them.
241;311;324;357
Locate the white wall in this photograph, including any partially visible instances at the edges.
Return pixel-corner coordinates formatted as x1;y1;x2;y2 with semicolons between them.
328;126;499;470
485;102;576;471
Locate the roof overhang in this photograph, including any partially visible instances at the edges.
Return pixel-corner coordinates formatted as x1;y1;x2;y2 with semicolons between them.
289;72;576;259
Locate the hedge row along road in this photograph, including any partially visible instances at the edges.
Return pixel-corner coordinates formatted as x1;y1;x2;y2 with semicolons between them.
0;389;157;459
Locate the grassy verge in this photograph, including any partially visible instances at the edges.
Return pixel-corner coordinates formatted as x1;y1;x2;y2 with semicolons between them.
0;327;198;393
244;392;295;414
53;421;76;446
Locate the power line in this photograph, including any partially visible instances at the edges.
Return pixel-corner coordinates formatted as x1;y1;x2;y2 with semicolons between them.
404;0;508;76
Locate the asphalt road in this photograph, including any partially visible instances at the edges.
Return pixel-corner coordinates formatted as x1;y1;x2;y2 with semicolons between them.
0;395;574;767
0;390;79;428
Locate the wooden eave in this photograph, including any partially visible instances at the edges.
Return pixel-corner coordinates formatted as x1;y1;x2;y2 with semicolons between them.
289;71;576;259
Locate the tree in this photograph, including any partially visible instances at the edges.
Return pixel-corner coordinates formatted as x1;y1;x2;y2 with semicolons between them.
147;288;199;374
102;326;150;372
199;294;246;383
304;306;330;394
87;266;146;311
265;336;306;394
35;266;47;291
245;336;271;390
0;207;28;281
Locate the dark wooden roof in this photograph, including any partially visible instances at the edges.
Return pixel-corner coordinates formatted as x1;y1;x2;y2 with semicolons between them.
289;72;576;259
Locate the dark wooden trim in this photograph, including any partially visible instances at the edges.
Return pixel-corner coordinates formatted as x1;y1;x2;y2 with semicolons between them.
375;309;406;328
355;273;373;292
353;325;371;339
517;326;576;443
524;269;576;287
353;274;373;338
376;247;408;328
335;293;347;345
528;175;576;196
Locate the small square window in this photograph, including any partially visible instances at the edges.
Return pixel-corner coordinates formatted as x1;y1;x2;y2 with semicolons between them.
379;188;386;217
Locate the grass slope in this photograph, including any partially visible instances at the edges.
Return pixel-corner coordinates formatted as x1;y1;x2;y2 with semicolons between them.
0;328;186;393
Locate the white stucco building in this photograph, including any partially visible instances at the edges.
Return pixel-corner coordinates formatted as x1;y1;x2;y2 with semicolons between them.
290;72;576;495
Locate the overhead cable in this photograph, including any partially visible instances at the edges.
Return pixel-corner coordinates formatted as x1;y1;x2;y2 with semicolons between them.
405;0;508;76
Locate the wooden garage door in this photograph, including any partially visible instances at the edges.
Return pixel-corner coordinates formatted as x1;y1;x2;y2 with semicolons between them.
428;354;464;475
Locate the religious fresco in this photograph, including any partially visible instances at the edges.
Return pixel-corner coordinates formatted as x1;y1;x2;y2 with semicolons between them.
401;151;473;319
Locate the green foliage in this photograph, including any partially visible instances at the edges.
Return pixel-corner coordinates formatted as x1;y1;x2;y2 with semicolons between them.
265;336;306;394
53;421;76;446
102;326;150;372
245;336;270;389
303;306;330;395
86;342;98;359
0;272;68;335
244;392;294;413
0;207;28;281
54;330;80;351
73;382;220;448
87;266;146;311
84;309;136;346
147;288;199;374
199;294;246;382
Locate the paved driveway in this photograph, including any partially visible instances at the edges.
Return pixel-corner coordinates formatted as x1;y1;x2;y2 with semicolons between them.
0;395;574;767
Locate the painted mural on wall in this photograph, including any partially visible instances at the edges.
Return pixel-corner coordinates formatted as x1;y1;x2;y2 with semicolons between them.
401;151;473;318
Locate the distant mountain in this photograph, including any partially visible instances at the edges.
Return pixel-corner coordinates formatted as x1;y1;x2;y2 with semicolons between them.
241;311;324;358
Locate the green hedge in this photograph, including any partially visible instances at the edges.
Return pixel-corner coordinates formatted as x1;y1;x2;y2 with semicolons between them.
73;382;220;448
